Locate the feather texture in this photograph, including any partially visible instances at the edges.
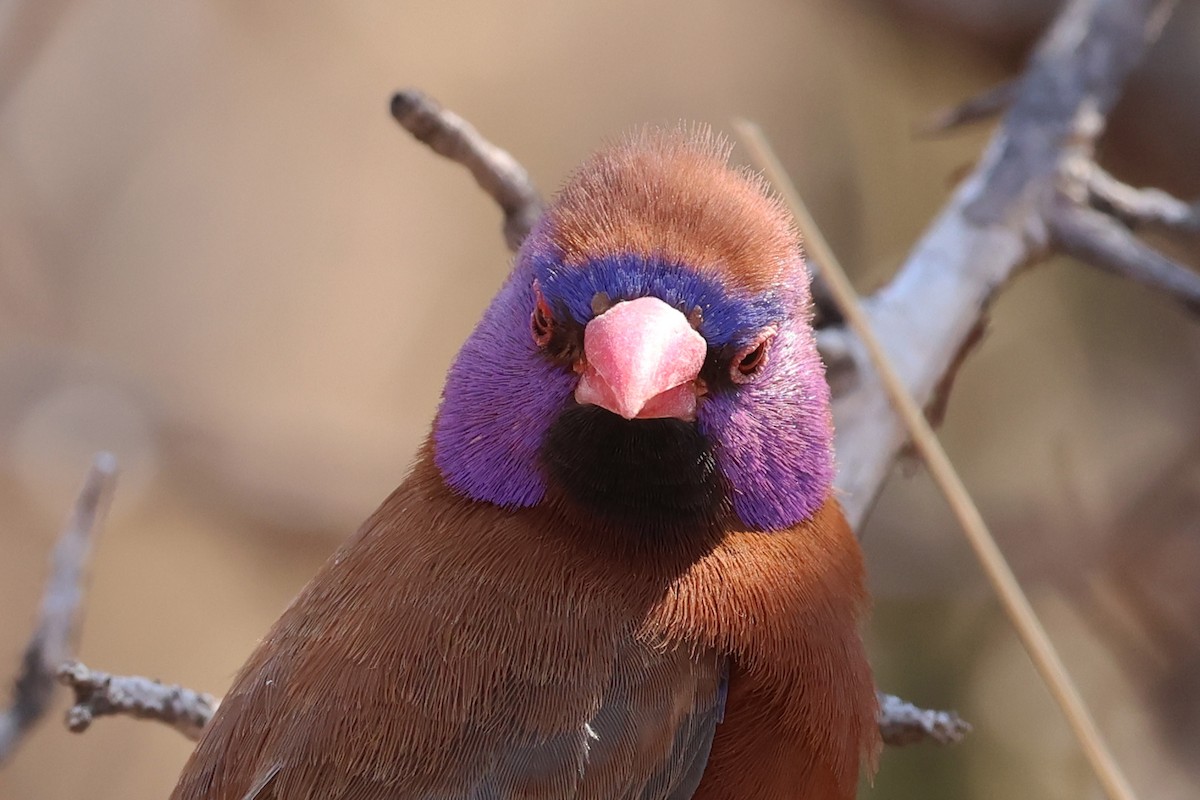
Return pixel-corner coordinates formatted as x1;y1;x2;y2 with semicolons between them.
543;128;799;294
171;447;875;799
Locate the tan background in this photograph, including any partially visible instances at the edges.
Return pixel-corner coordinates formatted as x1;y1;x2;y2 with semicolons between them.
1;1;1198;798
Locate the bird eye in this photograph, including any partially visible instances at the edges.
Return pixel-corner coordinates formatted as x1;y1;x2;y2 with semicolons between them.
531;281;554;347
730;328;776;384
736;343;767;374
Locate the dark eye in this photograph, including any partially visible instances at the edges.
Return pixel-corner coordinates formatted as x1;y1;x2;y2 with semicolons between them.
730;328;776;384
531;281;554;347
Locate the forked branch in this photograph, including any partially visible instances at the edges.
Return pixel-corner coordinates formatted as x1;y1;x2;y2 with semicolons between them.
58;661;217;742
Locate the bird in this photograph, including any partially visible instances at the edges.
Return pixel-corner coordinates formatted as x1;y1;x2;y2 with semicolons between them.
170;127;880;800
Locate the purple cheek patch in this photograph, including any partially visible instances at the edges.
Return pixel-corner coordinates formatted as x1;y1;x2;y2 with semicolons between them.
433;261;575;508
698;321;834;531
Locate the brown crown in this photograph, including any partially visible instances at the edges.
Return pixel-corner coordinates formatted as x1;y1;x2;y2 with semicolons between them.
542;127;803;293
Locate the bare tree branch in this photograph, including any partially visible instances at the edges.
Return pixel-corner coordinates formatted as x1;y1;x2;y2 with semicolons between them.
50;659;964;748
390;89;544;252
1050;200;1200;313
878;692;971;746
57;661;216;742
0;453;116;764
831;0;1183;529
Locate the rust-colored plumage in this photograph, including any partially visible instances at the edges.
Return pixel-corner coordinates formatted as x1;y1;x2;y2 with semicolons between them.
171;130;879;799
546;129;799;293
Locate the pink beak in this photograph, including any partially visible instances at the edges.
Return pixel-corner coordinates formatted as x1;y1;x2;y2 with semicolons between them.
574;296;707;421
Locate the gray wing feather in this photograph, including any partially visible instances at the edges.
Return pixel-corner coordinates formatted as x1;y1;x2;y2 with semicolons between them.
240;764;280;800
212;640;724;800
473;641;726;799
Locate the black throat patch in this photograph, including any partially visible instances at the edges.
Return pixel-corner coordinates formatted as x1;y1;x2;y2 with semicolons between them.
541;404;727;530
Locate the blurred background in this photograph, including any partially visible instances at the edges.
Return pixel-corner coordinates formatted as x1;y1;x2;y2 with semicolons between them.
1;0;1198;797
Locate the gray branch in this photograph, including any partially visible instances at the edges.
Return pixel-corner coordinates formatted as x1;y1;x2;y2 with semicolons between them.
830;0;1188;528
390;89;543;251
58;661;217;742
51;660;963;748
1050;199;1200;313
0;453;116;764
919;78;1018;135
878;692;972;746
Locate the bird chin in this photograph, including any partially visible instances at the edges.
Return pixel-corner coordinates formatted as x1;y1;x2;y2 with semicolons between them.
541;404;725;531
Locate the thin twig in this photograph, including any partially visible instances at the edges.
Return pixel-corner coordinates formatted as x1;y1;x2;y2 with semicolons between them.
51;662;963;748
0;453;117;764
919;78;1019;135
736;119;1141;800
390;89;544;252
58;661;216;742
877;693;971;746
1050;200;1200;314
1078;162;1200;233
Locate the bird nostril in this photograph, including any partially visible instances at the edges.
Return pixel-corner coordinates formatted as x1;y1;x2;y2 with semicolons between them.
591;292;613;317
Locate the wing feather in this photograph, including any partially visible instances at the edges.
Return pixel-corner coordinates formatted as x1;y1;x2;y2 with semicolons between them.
171;461;727;800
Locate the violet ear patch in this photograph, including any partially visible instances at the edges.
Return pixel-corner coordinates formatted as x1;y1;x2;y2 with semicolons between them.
434;265;574;508
698;322;835;530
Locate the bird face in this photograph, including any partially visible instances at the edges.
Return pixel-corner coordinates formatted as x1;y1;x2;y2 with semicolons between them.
434;130;834;533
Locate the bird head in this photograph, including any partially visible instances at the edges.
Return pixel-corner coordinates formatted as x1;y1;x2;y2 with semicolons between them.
433;129;833;533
